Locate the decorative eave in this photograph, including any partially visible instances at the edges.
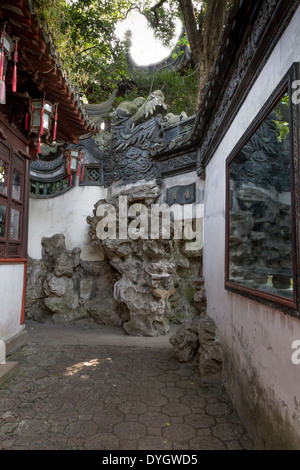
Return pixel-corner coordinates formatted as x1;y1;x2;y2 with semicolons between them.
0;0;100;144
29;136;102;183
149;116;196;159
194;0;299;174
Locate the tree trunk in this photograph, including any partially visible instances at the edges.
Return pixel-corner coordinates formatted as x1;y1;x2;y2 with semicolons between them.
178;0;228;104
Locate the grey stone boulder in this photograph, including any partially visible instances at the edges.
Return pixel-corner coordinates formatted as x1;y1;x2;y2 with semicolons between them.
86;295;123;327
169;320;199;362
198;315;223;384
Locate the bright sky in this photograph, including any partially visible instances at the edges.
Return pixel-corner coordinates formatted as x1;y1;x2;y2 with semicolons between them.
115;11;182;66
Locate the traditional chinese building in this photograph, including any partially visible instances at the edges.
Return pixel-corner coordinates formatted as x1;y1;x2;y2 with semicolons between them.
149;0;300;448
193;0;300;449
1;0;300;450
0;0;99;357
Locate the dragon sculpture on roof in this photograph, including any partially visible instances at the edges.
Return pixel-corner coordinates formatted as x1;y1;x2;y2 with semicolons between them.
93;89;192;187
95;90;169;186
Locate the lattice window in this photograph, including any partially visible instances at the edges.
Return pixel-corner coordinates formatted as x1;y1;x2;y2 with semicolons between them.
79;165;102;186
30;176;72;197
87;168;100;182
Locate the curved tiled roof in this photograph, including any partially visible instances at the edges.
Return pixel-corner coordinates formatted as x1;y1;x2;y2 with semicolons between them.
30;152;65;172
29;136;102;182
126;27;191;75
0;0;103;143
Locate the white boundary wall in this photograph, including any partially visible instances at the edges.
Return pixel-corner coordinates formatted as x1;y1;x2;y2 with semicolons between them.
28;185;108;261
0;263;25;343
203;7;300;449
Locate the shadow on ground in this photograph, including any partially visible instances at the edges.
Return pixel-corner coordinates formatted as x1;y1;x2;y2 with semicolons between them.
0;320;254;450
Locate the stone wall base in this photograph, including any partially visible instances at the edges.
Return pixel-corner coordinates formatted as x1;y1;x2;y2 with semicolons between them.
223;347;300;450
6;329;27;356
0;362;20;387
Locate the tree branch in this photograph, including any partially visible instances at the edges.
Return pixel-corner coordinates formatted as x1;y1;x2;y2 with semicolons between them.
75;45;99;56
150;0;168;12
178;0;203;64
203;0;227;67
144;0;169;27
120;4;143;21
118;2;164;28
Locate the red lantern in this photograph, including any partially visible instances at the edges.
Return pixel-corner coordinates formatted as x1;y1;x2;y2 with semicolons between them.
27;98;59;153
29;99;53;135
12;38;18;93
64;149;82;186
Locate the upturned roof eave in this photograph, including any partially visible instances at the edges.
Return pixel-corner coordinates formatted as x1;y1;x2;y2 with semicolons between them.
0;0;101;143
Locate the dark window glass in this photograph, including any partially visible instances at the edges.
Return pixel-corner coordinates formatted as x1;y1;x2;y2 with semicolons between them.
0;146;25;258
0;204;6;238
12;170;22;200
227;92;294;301
0;159;8;196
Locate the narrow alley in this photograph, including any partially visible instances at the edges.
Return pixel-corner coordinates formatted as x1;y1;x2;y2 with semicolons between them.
0;321;253;450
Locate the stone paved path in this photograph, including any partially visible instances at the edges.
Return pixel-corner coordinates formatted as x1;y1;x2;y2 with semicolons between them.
0;321;254;450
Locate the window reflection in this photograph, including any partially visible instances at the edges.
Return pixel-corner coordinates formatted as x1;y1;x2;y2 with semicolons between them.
12;171;22;200
0;159;8;195
10;209;20;240
228;92;294;300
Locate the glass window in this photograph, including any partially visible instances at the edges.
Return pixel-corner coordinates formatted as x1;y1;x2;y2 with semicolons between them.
0;204;6;238
12;170;22;200
43;113;50;131
10;208;21;240
33;109;41;128
227;91;295;303
0;145;25;258
0;159;8;195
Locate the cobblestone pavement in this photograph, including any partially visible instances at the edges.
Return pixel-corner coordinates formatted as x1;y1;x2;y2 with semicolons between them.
0;321;254;450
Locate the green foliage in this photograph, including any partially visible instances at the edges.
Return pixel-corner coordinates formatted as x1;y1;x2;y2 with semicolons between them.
141;0;232;49
35;0;131;103
275;93;290;142
142;0;183;48
172;33;189;60
116;66;198;115
34;0;208;109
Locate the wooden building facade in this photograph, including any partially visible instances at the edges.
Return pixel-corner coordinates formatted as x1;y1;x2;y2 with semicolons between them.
0;0;98;350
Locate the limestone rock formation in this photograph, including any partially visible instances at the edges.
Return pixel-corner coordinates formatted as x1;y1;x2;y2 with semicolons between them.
169;314;223;383
198;315;223;384
169;320;200;362
193;281;207;314
26;233;122;326
87;182;204;336
25;257;48;322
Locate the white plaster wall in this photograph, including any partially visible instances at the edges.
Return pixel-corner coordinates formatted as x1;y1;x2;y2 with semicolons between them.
0;263;25;342
203;7;300;448
28;174;204;261
159;172;204;251
159;171;205;204
28;184;108;261
159;171;204;215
